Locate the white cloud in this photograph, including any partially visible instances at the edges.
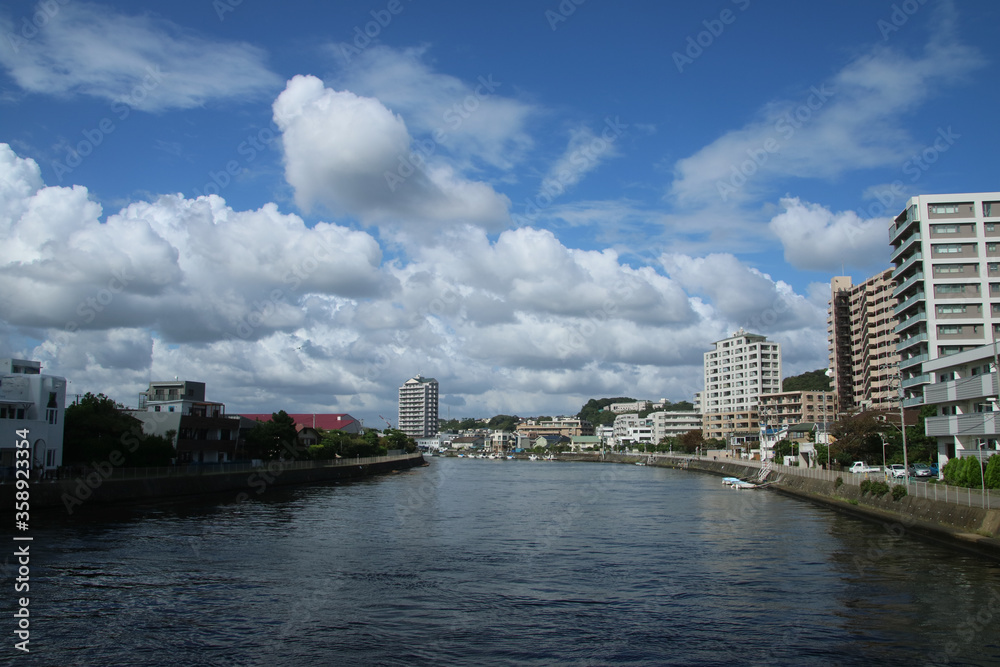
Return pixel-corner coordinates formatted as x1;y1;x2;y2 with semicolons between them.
273;74;511;229
669;30;982;204
332;46;535;172
538;125;621;200
0;3;281;111
768;197;889;273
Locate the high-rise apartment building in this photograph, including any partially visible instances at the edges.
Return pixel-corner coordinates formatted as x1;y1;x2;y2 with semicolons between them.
398;375;439;437
827;270;899;412
702;329;781;441
890;192;1000;406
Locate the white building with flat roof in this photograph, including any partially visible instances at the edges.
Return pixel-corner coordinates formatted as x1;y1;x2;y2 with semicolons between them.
889;192;1000;407
702;329;781;441
0;358;66;474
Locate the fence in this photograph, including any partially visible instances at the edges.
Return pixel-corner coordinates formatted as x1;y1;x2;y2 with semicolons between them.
39;453;423;482
654;453;1000;510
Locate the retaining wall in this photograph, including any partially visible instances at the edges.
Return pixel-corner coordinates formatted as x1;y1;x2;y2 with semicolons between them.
4;454;426;514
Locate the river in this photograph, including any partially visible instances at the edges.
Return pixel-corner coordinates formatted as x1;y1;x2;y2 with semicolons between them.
11;457;1000;665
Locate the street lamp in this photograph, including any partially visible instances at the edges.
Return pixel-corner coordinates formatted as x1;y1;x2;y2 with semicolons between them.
979;442;987;509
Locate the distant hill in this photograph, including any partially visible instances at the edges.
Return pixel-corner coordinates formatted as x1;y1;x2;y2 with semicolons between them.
782;369;832;392
577;397;637;427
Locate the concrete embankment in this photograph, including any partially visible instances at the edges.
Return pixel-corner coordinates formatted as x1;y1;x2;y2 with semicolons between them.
604;454;1000;560
4;453;426;513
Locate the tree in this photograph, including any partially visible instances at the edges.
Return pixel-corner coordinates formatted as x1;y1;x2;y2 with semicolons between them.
63;392;175;467
985;454;1000;489
676;429;702;454
577;397;636;427
782;369;832;392
487;415;520;431
245;410;301;460
773;439;795;461
830;410;885;465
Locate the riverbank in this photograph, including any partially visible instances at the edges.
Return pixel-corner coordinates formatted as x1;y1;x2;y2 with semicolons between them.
595;453;1000;560
3;453;426;513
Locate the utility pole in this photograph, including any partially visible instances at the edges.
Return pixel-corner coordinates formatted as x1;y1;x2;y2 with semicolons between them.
897;366;909;486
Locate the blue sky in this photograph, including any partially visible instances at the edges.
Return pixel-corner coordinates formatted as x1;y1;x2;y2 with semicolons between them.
1;0;997;424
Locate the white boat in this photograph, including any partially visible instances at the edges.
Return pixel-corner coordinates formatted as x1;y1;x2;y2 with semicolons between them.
528;454;539;461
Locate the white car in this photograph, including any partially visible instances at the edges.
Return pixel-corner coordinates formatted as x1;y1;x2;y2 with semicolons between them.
888;464;907;479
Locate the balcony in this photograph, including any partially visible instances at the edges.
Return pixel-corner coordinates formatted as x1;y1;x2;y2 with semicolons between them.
901;373;931;389
892;271;925;298
898;353;928;370
894;311;927;334
896;332;928;353
894;291;926;316
889;214;919;243
890;233;922;263
925;413;1000;437
923;373;998;404
891;252;923;281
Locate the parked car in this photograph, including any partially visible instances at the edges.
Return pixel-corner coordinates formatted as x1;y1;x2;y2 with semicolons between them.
913;464;932;478
929;462;939;476
888;463;907;479
849;461;880;474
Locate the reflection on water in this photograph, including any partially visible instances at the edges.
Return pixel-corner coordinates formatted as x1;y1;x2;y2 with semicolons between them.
17;459;1000;665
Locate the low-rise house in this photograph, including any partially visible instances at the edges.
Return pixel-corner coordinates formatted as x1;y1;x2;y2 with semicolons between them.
129;380;241;464
0;358;66;475
570;435;601;451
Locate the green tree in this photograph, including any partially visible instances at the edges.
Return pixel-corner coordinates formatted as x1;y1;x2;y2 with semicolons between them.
487;415;520;431
773;439;795;461
245;410;301;460
985;454;1000;489
577;397;636;427
782;369;832;392
63;392;175;466
676;429;702;454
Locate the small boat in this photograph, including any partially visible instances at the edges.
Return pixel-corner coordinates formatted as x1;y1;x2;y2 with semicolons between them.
506;455;515;460
528;454;539;461
635;461;646;466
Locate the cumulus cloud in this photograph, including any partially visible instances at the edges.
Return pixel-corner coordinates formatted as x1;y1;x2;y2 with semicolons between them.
273;75;511;229
768;198;888;272
660;252;824;333
331;46;535;172
0;2;281;111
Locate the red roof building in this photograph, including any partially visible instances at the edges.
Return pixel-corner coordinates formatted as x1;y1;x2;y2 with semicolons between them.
240;413;362;433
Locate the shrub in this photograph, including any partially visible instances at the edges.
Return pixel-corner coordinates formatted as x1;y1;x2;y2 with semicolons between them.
834;476;843;489
892;484;907;501
859;479;871;495
869;480;891;497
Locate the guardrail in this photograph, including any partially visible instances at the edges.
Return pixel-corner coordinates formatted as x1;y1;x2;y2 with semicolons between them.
653;453;999;510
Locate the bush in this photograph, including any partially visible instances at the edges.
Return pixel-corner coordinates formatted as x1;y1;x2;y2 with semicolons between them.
869;480;890;497
859;479;871;495
834;476;843;489
892;484;907;501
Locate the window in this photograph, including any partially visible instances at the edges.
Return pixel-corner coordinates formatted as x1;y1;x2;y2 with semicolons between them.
938;325;963;335
985;202;999;217
937;304;967;314
936;284;967;294
934;244;965;253
933;224;960;234
988;223;997;232
45;450;55;467
930;204;961;215
46;408;57;425
934;264;965;274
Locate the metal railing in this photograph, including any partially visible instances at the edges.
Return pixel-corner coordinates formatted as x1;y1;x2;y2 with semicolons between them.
655;453;1000;510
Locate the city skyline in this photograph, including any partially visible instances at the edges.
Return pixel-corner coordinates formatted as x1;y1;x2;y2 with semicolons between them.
1;1;998;427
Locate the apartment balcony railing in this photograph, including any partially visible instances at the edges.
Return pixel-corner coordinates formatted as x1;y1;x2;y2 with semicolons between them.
898;353;928;371
894;311;927;334
923;373;998;404
892;271;925;298
925;413;999;437
889;215;919;244
900;373;930;389
890;233;921;263
894;291;926;316
896;332;928;353
891;252;923;281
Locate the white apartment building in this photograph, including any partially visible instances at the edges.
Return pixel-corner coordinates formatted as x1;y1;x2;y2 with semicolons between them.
828;271;899;412
922;343;1000;468
890;192;1000;407
649;410;702;442
612;413;654;446
608;400;651;414
398;375;439;438
703;329;781;441
0;358;66;474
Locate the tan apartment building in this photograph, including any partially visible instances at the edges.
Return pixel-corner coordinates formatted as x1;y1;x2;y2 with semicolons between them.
827;270;899;413
702;329;781;442
758;390;837;428
516;417;594;439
